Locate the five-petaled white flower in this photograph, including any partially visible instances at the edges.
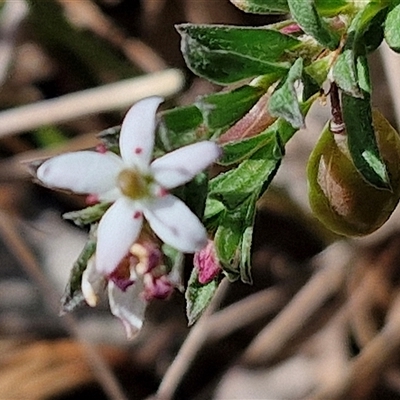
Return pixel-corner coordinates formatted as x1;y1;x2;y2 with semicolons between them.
37;96;221;277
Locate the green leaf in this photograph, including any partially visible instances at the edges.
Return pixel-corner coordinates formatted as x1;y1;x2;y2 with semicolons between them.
229;0;289;14
180;172;209;219
196;85;264;132
157;105;204;152
177;24;301;84
214;193;257;282
97;125;121;154
385;4;400;51
304;53;334;87
63;203;111;227
219;95;315;166
185;268;219;325
214;217;242;274
314;0;351;16
287;0;340;50
268;58;305;129
209;138;283;209
157;86;264;152
332;49;363;97
204;198;226;221
220;130;278;166
60;228;97;314
332;2;387;96
342;92;390;190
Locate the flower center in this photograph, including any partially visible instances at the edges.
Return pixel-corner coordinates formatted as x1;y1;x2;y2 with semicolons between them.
117;169;148;199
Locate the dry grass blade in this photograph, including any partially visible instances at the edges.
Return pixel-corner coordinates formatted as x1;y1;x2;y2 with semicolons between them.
0;339;127;400
0;69;184;137
0;0;29;85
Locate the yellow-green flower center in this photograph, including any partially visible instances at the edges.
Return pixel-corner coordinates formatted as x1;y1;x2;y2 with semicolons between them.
117;169;149;199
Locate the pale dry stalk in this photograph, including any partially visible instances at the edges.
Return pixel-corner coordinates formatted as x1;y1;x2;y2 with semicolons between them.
242;241;353;366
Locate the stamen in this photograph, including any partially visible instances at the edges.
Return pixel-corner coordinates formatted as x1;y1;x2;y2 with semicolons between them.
109;256;135;292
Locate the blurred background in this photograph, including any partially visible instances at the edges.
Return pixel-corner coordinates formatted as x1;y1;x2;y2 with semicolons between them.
1;1;400;399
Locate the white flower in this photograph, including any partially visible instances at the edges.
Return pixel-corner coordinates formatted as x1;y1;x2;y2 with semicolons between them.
82;239;177;339
82;256;148;339
37;96;221;276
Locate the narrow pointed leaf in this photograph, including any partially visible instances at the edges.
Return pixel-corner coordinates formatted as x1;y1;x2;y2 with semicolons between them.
63;202;111;227
177;24;301;84
230;0;289;14
342;92;390;190
209;137;283;209
385;4;400;52
60;228;97;314
196;85;264;131
268;58;304;128
287;0;340;50
185;268;219;325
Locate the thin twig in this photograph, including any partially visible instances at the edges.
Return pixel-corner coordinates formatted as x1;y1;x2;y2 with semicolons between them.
0;69;184;137
154;278;230;400
206;286;289;342
0;211;129;400
311;292;400;400
58;0;167;72
242;241;353;366
0;0;29;85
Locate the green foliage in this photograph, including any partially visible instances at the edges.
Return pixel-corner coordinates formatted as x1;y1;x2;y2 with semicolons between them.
185;268;219;325
342;93;390;190
60;227;97;314
56;0;400;325
385;4;400;51
63;203;111;227
177;24;302;84
230;0;289;14
268;58;305;129
287;0;340;49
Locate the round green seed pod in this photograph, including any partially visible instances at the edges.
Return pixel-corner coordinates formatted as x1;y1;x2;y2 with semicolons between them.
307;110;400;236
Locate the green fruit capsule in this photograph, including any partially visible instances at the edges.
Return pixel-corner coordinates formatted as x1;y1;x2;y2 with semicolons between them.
307;110;400;236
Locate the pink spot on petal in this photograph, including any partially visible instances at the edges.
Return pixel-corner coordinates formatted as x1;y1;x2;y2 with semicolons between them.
86;194;99;205
96;143;108;154
134;147;143;154
133;211;142;219
158;187;169;197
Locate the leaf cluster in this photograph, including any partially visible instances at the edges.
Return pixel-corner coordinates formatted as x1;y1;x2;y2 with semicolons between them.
63;0;400;323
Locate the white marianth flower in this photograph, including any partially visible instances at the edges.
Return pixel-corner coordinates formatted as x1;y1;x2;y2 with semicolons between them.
82;237;183;338
37;96;221;277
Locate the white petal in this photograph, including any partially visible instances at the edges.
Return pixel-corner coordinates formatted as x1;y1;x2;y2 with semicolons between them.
151;141;221;189
81;257;105;307
108;279;147;339
120;96;163;169
143;194;207;253
96;198;143;275
37;151;123;195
